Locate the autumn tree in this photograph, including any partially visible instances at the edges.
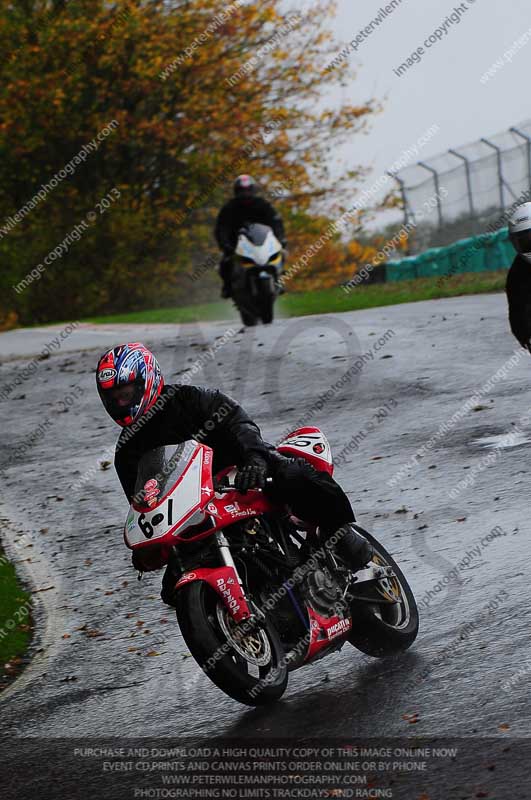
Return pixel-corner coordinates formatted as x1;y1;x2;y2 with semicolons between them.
0;0;375;325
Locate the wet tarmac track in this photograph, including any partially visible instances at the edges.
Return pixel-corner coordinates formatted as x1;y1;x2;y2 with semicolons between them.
1;293;531;797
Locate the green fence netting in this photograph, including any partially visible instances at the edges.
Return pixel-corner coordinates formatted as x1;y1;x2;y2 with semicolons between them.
385;227;515;282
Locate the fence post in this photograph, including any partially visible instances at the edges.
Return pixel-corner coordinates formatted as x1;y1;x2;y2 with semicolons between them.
481;137;505;210
387;171;414;255
449;148;476;222
510;126;531;195
418;161;443;228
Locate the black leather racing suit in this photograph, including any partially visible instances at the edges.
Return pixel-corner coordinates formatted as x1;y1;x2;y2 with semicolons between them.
506;255;531;348
114;384;354;600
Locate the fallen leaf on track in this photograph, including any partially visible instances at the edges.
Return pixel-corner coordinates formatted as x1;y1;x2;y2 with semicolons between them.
85;629;105;638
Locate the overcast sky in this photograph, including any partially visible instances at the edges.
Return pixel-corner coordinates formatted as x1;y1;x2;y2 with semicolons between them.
323;0;531;189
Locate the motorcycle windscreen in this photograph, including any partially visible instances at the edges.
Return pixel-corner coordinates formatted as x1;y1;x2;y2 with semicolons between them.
124;441;213;547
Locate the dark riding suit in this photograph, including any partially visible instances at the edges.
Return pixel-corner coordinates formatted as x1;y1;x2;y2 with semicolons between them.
506;254;531;348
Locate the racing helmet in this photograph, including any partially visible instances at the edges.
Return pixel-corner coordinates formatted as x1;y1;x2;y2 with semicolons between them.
96;343;164;427
509;202;531;264
234;174;257;197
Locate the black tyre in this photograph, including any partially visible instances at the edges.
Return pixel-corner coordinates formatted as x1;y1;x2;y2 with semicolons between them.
233;292;258;326
238;306;258;326
346;526;419;657
258;293;274;324
175;582;288;705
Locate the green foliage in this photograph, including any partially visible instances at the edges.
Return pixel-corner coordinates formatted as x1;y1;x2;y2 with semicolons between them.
0;546;32;683
80;268;509;325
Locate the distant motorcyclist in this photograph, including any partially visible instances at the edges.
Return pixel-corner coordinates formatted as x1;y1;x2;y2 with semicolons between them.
215;175;286;298
96;343;372;606
506;202;531;350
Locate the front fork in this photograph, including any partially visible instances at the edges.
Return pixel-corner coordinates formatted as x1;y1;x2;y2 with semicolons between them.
214;531;265;625
170;531;245;580
214;531;240;575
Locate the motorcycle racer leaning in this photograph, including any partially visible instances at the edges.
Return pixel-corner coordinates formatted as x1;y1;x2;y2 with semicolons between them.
215;175;286;298
96;343;372;606
506;202;531;350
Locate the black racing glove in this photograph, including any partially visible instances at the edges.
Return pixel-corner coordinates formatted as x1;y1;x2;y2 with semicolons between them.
234;455;269;493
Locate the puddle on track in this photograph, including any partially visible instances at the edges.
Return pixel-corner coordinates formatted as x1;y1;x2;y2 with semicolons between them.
472;431;531;449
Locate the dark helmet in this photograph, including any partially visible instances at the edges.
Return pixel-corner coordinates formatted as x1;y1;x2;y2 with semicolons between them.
96;343;164;427
234;174;257;197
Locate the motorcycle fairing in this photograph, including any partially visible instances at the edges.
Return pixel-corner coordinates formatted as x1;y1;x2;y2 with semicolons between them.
174;566;251;622
235;226;282;267
277;427;334;475
125;441;214;548
125;447;277;549
303;607;353;662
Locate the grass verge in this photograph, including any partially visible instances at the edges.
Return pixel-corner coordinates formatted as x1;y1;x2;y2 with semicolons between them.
0;544;32;691
84;270;508;326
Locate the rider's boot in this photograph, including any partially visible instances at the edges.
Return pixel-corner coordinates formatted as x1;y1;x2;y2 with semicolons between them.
328;523;373;571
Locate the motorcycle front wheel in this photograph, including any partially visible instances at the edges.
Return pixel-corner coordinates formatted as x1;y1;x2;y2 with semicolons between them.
257;291;274;324
233;291;258;326
175;582;288;705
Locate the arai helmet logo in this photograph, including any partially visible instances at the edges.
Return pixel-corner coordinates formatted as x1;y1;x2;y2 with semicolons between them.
98;367;117;382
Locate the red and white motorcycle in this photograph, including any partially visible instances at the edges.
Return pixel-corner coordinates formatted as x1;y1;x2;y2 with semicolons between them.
124;427;419;705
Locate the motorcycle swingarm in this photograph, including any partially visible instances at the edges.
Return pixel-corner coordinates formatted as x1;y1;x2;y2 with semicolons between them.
348;564;400;604
354;564;396;584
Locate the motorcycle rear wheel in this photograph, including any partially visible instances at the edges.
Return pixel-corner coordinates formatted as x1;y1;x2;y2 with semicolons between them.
175;582;288;705
347;527;419;657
